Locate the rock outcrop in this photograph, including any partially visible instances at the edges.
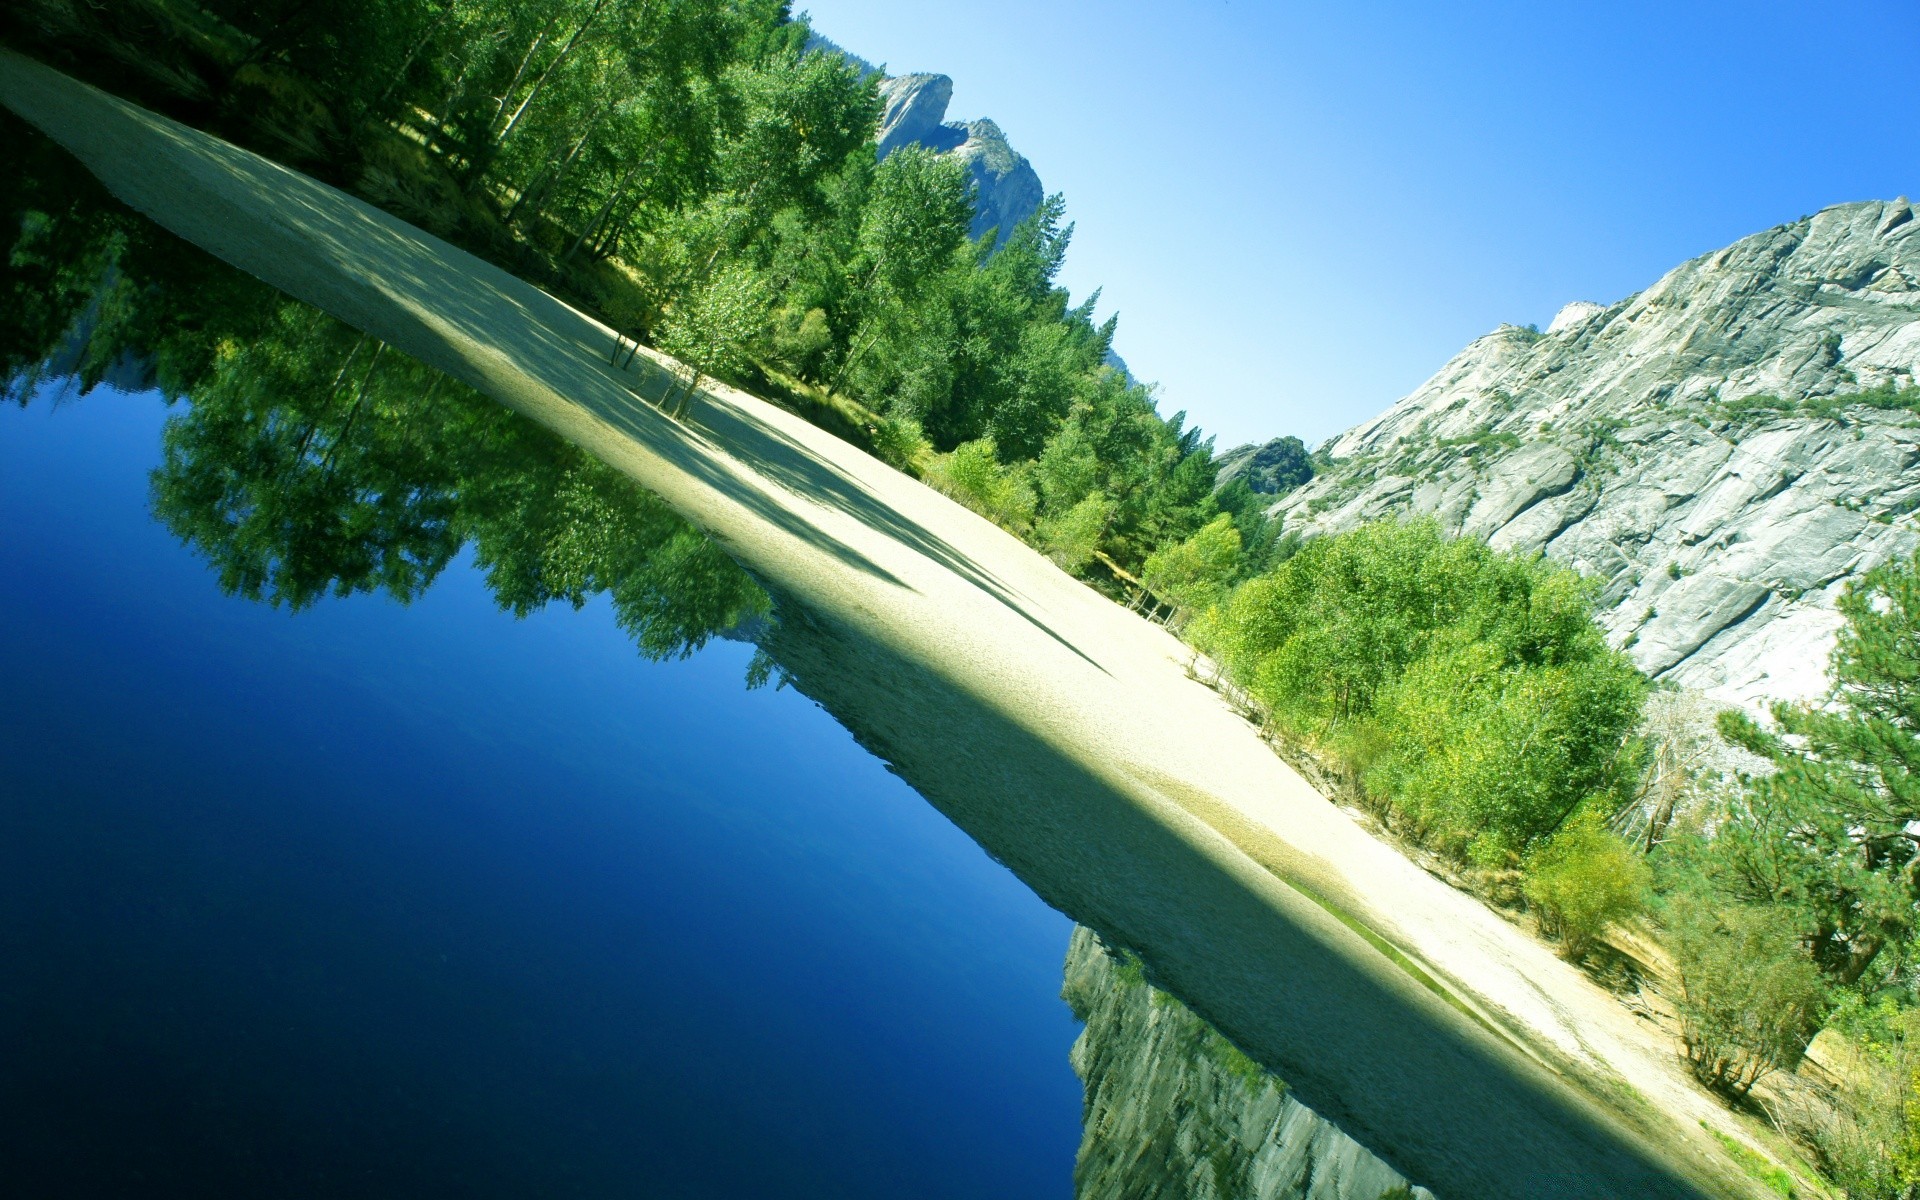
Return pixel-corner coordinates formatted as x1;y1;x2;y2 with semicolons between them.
872;72;1044;247
1271;199;1920;708
1065;927;1431;1200
1216;436;1315;496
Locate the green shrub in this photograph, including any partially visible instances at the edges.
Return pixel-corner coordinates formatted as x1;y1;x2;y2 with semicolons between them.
1523;817;1650;960
1142;513;1241;613
928;437;1037;531
1207;519;1646;861
1038;493;1112;573
1366;645;1646;863
869;414;931;472
1668;900;1828;1097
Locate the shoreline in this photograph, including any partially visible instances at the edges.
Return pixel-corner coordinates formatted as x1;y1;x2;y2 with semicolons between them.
0;48;1775;1198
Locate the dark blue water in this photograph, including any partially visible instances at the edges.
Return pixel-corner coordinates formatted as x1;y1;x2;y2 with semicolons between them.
0;390;1082;1197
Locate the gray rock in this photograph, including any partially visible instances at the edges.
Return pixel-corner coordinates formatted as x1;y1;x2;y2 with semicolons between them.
865;72;1044;249
1273;199;1920;708
875;72;957;158
1064;927;1433;1200
1546;300;1606;335
1217;436;1316;495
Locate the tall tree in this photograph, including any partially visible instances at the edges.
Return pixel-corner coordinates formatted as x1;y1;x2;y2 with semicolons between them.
1719;550;1920;989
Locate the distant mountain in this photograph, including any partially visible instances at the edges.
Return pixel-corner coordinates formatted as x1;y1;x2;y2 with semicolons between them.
807;35;1045;250
1264;199;1920;708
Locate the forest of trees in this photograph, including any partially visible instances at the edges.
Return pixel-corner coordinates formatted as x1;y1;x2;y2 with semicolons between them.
1169;514;1920;1197
2;0;1237;586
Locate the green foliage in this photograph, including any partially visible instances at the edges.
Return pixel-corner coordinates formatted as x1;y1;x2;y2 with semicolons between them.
1208;519;1643;861
1712;381;1920;427
1524;816;1650;960
1142;513;1241;614
866;413;931;472
1037;493;1112;574
1212;476;1290;581
0;174;770;665
1667;899;1828;1097
2;0;1254;589
1227;435;1314;496
927;437;1036;531
1712;549;1920;991
1205;520;1646;862
656;261;772;407
1703;1129;1796;1197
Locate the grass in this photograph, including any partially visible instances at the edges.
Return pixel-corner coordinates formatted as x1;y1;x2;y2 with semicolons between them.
1704;1125;1797;1197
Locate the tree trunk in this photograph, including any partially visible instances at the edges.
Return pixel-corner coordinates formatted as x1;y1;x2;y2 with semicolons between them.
592;188;649;259
291;334;369;463
487;14;559;134
376;5;457;115
493;0;616;152
322;344;388;473
508;99;611;225
565;159;645;261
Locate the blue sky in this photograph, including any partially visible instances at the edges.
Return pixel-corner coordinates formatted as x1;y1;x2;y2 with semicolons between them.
800;0;1920;448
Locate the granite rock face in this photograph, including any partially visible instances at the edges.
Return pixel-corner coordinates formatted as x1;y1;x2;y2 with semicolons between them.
1216;436;1316;496
1271;199;1920;708
1065;927;1431;1200
871;71;1044;248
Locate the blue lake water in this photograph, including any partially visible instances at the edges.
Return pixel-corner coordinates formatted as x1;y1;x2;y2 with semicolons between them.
0;391;1083;1196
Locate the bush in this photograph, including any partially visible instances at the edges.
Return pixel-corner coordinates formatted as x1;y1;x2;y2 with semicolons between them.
1038;494;1112;573
1207;519;1647;862
1524;817;1650;960
928;437;1036;531
1141;513;1241;613
869;414;931;472
1668;900;1828;1097
1367;647;1646;863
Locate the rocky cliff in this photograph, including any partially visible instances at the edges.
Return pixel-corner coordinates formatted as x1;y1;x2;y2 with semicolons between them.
805;34;1046;248
1263;199;1920;707
1064;927;1430;1200
873;72;1044;248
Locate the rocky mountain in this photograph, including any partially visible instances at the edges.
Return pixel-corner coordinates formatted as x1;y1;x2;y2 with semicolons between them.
1258;198;1920;708
873;72;1044;248
806;34;1045;249
1215;435;1315;496
1064;927;1431;1200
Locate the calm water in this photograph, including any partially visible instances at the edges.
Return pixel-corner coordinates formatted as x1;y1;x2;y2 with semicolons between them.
0;390;1082;1195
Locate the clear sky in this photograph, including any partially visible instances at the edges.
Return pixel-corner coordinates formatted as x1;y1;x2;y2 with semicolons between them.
799;0;1920;449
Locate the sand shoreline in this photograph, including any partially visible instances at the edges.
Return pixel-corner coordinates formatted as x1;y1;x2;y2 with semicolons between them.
0;50;1777;1197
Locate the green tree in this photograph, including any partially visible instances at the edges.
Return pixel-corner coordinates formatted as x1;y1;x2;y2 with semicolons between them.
1142;513;1241;615
829;145;971;393
1523;815;1649;960
1718;550;1920;989
1667;899;1829;1097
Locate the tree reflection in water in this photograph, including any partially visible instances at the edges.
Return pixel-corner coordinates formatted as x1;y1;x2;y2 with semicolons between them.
4;112;769;664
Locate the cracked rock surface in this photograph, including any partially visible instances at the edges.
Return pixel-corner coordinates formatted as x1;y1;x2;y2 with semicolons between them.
1265;199;1920;707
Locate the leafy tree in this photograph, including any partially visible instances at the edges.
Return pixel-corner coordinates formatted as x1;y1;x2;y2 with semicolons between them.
830;145;970;383
1213;477;1289;581
1210;519;1645;861
657;262;773;413
1142;513;1241;615
1667;898;1829;1098
1718;549;1920;989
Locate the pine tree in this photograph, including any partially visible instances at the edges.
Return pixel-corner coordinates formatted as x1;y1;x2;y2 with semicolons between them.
1719;549;1920;988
